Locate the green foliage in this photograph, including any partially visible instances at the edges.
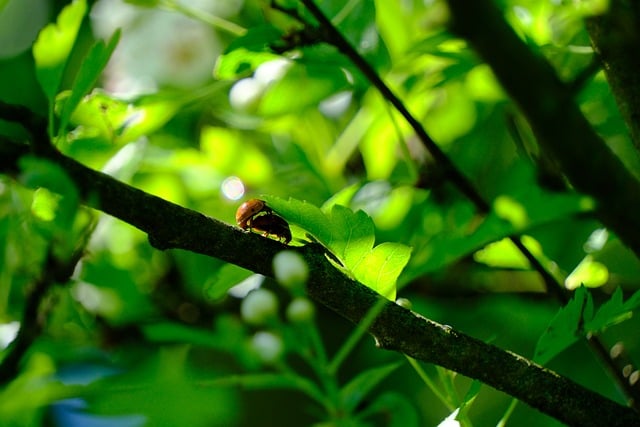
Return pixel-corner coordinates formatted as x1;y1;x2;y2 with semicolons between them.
33;0;87;129
263;195;411;299
3;0;640;426
535;286;640;364
56;30;121;137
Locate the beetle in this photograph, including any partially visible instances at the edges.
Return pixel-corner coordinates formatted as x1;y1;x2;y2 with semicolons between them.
246;213;292;244
235;199;272;229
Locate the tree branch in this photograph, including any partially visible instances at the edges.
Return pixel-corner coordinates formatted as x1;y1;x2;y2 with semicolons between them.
0;136;638;426
586;0;640;150
444;0;640;261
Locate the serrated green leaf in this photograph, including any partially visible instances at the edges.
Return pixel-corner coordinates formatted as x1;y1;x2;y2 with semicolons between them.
534;286;592;364
352;243;411;300
340;362;402;412
57;30;121;136
33;0;87;103
262;196;411;300
585;287;640;333
262;195;334;246
329;204;375;266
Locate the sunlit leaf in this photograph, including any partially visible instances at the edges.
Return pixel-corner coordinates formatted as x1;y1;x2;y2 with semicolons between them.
57;30;121;136
565;255;609;290
258;63;352;116
68;91;182;145
262;196;411;299
32;0;87;103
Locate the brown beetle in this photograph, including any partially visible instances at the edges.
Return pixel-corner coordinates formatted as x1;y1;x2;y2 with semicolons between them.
249;213;292;244
235;199;272;229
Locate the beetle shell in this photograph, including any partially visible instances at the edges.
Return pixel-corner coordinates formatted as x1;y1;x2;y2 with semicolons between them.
235;199;271;229
249;214;292;244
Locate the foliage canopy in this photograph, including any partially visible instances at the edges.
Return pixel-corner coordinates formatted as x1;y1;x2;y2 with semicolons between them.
1;0;640;426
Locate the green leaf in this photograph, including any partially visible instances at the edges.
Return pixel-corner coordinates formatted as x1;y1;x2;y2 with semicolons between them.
205;373;326;405
340;362;402;413
32;0;87;104
262;196;411;300
585;287;640;333
352;243;412;299
329;204;375;266
203;264;253;301
356;392;420;427
214;25;283;79
143;322;222;348
57;30;121;136
258;63;352;116
67;91;182;145
534;286;593;364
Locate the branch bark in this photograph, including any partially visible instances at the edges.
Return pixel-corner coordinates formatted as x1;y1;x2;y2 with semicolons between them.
0;137;638;426
586;0;640;150
445;0;640;260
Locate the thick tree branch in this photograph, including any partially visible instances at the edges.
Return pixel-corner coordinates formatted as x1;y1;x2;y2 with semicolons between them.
0;137;638;426
586;1;640;150
445;0;640;267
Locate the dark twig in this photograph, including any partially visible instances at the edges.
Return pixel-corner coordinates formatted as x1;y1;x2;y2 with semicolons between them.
0;245;85;384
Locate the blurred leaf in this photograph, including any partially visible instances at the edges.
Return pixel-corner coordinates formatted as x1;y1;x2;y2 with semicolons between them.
57;30;121;136
32;0;87;104
68;91;182;145
473;236;542;269
565;255;609;290
203;264;253;301
340;362;402;413
534;286;592;364
357;391;420;427
207;372;326;405
258;63;352;116
19;157;80;245
142;322;224;347
214;25;283;79
87;347;237;427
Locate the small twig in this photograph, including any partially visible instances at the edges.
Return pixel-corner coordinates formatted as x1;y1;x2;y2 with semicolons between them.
0;246;85;384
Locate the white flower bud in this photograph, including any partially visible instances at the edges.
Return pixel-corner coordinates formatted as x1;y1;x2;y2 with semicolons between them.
251;331;284;365
240;288;278;326
273;250;309;290
286;297;315;323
